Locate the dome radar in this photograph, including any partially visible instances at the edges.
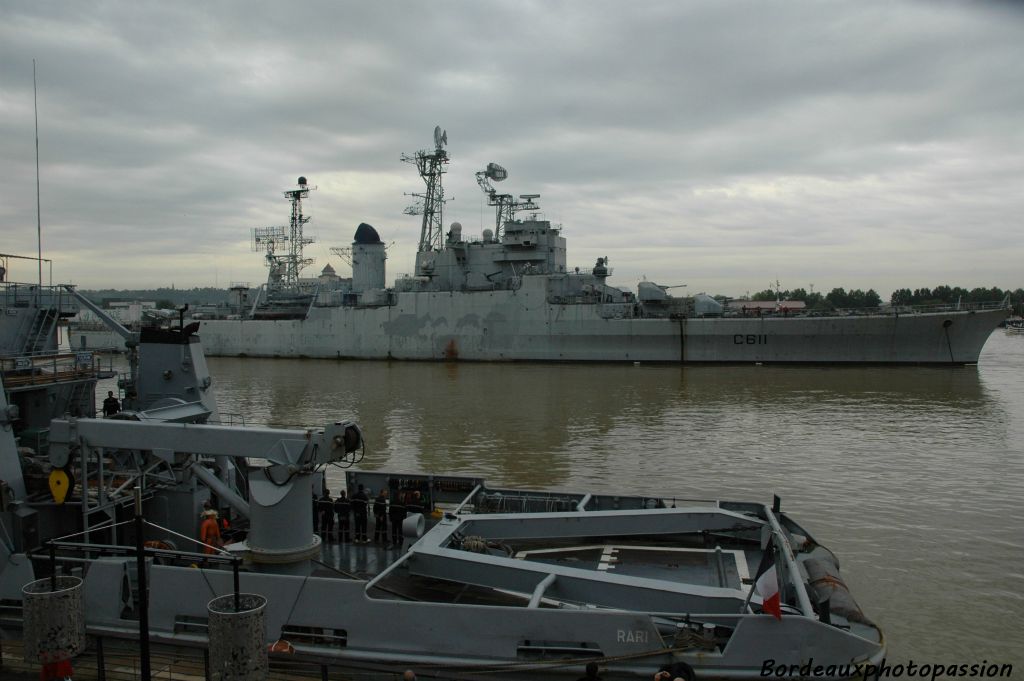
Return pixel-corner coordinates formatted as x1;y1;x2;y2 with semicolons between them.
353;223;383;245
298;176;308;187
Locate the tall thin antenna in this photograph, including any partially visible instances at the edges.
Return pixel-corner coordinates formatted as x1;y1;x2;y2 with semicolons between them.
33;59;42;289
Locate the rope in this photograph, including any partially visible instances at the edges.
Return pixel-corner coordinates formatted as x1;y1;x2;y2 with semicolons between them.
282;571;314;632
47;517;132;543
143;518;231;557
809;574;848;591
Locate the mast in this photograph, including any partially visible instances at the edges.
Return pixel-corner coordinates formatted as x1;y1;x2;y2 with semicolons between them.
33;59;42;289
282;178;315;285
402;126;449;254
251;177;316;291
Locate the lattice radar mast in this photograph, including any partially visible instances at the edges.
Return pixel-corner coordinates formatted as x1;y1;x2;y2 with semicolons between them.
251;177;316;289
402;127;449;253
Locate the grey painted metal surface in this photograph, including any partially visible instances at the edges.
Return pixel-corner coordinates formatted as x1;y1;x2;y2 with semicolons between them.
199;251;1007;364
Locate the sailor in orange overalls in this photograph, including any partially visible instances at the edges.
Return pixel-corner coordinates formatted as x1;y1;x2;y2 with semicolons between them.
199;509;222;554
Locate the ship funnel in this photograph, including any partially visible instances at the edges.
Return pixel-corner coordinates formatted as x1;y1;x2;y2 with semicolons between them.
352;223;386;293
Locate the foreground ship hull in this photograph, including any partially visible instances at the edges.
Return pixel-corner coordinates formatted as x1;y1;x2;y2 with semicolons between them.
199;281;1005;364
2;276;883;680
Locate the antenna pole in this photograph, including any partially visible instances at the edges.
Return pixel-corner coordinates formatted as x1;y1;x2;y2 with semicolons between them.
33;59;42;290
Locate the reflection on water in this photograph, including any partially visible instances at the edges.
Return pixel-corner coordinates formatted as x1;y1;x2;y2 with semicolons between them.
171;333;1024;665
208;351;1005;488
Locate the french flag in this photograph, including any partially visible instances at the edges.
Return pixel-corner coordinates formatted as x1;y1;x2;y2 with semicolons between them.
754;538;782;620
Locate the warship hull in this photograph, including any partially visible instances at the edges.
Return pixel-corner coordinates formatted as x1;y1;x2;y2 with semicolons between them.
198;279;1005;364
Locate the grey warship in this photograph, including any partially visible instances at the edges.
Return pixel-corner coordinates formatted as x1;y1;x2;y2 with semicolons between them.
196;128;1007;364
0;261;885;679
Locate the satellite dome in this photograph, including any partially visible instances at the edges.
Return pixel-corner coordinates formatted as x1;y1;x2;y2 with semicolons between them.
298;176;308;186
353;222;383;244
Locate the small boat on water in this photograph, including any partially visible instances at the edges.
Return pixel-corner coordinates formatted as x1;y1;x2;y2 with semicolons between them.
1;267;884;680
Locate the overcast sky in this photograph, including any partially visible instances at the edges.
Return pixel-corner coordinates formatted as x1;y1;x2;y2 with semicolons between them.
2;0;1021;298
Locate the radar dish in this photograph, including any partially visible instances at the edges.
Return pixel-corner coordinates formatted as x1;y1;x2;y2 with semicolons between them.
433;126;448;149
485;163;507;182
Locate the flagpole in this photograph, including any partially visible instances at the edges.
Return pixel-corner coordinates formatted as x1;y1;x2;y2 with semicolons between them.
33;59;42;290
741;534;772;613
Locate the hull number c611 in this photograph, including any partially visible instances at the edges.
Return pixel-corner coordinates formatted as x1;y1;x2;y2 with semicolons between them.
733;334;768;345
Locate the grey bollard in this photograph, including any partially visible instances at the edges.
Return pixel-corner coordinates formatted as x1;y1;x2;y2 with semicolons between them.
22;576;86;666
207;593;268;681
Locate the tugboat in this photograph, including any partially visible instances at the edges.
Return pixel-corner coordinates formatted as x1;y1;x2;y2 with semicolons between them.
1;258;884;679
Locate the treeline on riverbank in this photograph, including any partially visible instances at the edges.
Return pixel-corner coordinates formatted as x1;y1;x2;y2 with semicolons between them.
750;285;1024;312
77;287;228;308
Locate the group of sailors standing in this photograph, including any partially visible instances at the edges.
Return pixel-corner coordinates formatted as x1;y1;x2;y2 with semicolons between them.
314;484;428;547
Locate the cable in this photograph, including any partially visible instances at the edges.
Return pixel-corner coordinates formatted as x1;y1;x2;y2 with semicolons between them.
143;518;230;556
263;464;297;487
282;570;313;630
48;517;133;543
197;564;220;598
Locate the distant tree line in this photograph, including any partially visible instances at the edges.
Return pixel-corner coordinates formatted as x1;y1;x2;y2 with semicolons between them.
750;287;881;309
889;285;1021;307
750;285;1023;312
78;287;229;308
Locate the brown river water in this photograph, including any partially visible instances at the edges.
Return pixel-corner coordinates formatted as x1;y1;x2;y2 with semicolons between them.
105;330;1024;670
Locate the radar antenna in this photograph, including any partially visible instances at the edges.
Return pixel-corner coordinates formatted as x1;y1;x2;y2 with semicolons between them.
251;177;316;291
474;163;540;239
328;246;353;267
329;242;395;270
402;127;449;257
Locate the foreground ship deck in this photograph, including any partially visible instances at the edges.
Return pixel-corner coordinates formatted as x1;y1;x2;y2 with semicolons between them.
0;277;884;680
3;474;888;680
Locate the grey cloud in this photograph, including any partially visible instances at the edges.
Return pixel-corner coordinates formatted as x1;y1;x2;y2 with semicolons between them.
1;0;1021;294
